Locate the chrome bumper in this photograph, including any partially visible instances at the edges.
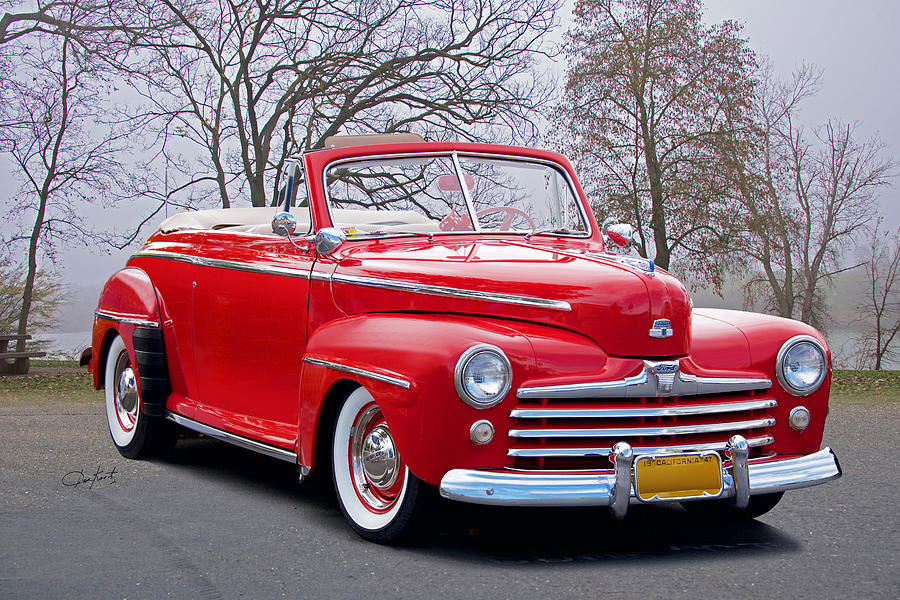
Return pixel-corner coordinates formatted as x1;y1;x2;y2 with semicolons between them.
439;439;841;518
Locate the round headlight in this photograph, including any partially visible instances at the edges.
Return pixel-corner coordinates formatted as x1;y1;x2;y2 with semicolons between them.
776;336;827;396
454;344;512;408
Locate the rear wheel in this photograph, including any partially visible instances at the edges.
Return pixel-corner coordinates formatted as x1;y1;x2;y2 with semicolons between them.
104;334;175;459
332;386;429;543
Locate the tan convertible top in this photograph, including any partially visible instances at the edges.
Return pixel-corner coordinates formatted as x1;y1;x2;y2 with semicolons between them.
158;206;434;235
321;132;424;148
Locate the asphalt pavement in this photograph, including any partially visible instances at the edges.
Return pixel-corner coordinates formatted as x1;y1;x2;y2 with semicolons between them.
1;390;897;599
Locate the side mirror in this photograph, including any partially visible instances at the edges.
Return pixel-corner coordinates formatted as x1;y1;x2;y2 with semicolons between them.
305;227;346;256
601;218;641;254
272;212;297;236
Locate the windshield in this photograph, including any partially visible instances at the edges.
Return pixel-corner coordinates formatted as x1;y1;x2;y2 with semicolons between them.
325;154;589;237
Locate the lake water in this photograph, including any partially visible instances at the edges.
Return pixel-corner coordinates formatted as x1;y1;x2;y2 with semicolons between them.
31;331;93;359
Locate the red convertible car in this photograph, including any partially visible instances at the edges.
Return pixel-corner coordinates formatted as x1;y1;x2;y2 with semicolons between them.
88;134;841;542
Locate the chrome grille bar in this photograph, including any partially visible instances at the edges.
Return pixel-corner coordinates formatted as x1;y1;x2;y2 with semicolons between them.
509;417;776;439
517;364;771;399
508;435;775;458
510;398;777;419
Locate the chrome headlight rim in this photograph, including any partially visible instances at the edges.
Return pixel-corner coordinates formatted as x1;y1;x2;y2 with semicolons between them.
776;335;828;397
453;344;512;409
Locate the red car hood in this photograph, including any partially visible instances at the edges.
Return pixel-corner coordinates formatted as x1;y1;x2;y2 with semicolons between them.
329;237;691;358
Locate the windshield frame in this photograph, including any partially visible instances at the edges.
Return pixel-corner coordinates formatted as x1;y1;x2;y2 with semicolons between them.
320;150;593;239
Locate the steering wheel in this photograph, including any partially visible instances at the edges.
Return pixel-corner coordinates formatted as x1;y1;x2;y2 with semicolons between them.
476;207;536;231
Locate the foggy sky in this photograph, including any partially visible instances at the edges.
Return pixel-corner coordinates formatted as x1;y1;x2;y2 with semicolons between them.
2;0;898;293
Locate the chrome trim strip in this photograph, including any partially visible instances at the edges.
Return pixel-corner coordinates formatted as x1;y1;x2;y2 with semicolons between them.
438;447;841;507
132;250;312;279
310;270;333;282
510;398;777;419
330;272;572;311
131;249;196;264
508;417;776;439
165;412;297;463
507;435;775;458
195;256;311;279
517;364;771;399
94;310;160;328
302;357;411;390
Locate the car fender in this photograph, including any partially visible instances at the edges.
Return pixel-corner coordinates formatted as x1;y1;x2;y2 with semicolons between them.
92;267;172;416
299;313;541;485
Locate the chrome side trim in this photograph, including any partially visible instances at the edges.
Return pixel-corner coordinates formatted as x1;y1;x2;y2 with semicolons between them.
330;273;572;311
94;310;160;328
131;249;197;264
195;256;311;279
517;363;771;399
438;447;841;507
507;435;775;458
131;250;312;279
510;398;777;419
165;412;297;463
509;417;776;439
302;357;411;389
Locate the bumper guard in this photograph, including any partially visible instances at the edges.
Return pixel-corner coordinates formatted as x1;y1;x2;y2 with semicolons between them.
439;436;841;518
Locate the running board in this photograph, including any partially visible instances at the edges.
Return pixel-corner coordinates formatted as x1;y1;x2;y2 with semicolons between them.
165;411;298;463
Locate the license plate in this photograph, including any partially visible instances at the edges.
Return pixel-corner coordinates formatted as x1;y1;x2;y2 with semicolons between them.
633;452;723;502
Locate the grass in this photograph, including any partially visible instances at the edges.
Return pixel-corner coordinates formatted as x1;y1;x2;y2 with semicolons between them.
2;362;899;402
830;370;900;400
31;359;79;367
0;363;98;401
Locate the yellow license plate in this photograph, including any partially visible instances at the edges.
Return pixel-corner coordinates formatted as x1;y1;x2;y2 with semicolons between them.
633;452;723;502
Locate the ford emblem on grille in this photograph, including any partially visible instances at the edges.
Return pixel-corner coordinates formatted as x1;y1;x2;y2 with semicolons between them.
649;318;673;339
646;360;680;393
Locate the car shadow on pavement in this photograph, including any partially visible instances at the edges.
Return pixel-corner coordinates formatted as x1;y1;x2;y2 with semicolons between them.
421;501;801;565
159;436;800;563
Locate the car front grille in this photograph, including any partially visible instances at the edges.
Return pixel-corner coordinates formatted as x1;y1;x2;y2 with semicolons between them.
507;389;777;471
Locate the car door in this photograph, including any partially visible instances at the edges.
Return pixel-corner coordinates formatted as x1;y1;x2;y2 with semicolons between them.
191;166;314;449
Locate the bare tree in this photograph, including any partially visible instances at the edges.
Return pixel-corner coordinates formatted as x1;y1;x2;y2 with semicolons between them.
721;61;896;329
128;0;560;208
854;220;900;370
0;25;129;352
552;0;755;287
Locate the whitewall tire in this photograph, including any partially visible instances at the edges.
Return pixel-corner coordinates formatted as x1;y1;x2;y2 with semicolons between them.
332;386;428;543
104;333;174;459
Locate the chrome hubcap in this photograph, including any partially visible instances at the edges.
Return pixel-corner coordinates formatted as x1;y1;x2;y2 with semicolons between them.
361;425;398;490
114;352;138;431
350;404;404;511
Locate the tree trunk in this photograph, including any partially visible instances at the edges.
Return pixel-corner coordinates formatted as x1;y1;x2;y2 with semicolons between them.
637;99;669;269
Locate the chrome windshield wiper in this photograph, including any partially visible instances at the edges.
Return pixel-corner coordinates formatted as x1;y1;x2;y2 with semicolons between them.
347;229;436;241
524;227;584;240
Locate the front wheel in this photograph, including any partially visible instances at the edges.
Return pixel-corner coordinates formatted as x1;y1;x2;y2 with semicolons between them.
104;334;175;459
332;386;429;543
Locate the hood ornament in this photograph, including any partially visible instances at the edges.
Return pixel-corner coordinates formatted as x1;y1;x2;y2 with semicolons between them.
649;318;673;339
